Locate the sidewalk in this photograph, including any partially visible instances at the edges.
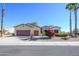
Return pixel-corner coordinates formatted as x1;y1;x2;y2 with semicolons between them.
0;37;79;46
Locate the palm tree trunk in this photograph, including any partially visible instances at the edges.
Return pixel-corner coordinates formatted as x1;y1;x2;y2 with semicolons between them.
74;10;78;37
70;10;72;37
1;3;4;37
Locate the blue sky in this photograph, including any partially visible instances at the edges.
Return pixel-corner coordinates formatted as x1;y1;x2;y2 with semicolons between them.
0;3;79;32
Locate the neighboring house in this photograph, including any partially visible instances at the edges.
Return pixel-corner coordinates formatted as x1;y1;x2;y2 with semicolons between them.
73;29;79;35
41;26;61;35
5;28;15;34
14;23;41;36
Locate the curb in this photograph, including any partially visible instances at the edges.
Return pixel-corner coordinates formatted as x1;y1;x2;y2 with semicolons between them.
0;42;79;46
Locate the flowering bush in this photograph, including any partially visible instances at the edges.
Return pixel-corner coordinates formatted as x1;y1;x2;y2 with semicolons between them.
45;30;55;38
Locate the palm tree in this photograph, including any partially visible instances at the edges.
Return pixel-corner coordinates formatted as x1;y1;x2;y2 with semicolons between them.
1;3;5;37
71;3;79;37
66;4;73;37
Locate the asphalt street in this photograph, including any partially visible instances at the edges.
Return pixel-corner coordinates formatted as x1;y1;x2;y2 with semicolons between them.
0;46;79;56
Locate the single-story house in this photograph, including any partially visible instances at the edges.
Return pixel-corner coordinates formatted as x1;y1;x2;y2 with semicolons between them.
14;23;41;36
41;26;61;35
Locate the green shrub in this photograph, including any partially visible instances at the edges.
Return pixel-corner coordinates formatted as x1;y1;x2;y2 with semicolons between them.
61;37;69;40
5;32;10;35
55;32;68;37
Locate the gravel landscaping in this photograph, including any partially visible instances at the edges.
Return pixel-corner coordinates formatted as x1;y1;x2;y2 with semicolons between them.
0;36;79;45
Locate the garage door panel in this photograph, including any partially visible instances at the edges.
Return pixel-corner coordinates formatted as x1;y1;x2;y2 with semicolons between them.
16;30;30;36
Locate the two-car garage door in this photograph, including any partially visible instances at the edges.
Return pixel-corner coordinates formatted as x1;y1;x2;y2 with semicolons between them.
16;30;39;36
16;30;30;36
